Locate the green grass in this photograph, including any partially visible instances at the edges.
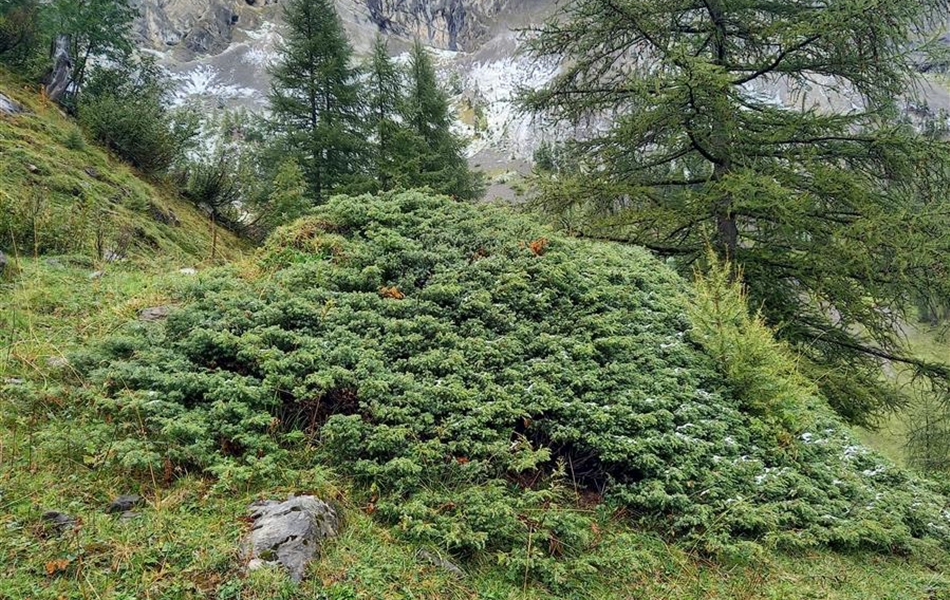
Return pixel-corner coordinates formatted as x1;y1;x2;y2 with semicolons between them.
857;322;950;467
0;257;214;380
0;67;245;263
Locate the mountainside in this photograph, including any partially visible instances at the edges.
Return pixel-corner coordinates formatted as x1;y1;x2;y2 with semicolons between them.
135;0;950;184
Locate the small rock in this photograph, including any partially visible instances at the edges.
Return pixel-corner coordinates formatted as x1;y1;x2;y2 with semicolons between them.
44;257;63;268
46;356;69;369
106;495;143;514
89;270;104;280
84;167;102;180
0;251;7;272
149;203;180;226
418;549;465;579
244;495;339;583
26;163;38;174
3;378;24;386
41;511;76;532
102;249;123;263
138;306;171;322
119;510;140;520
247;558;265;570
179;267;197;275
0;92;25;116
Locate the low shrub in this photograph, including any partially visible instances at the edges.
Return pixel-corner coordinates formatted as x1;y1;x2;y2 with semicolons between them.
71;191;950;562
78;59;197;175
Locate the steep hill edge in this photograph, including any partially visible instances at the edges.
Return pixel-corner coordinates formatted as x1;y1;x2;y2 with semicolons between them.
0;68;246;265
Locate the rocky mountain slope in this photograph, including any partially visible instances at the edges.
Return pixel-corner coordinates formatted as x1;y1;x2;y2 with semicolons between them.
134;0;950;185
133;0;559;176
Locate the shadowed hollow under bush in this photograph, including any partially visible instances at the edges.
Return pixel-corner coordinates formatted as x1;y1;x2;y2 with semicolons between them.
71;191;950;562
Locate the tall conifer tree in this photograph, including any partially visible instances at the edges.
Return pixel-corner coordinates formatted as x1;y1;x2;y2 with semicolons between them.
404;39;483;200
268;0;368;202
365;35;413;190
524;0;950;423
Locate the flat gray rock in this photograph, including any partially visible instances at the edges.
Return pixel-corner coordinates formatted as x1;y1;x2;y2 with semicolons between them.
41;511;76;533
138;306;171;322
46;356;69;369
244;495;339;583
107;494;143;513
418;549;465;578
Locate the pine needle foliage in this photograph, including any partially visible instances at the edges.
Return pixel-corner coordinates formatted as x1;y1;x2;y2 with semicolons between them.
362;37;484;200
365;35;411;191
267;0;369;201
70;191;950;561
522;0;950;425
403;39;484;200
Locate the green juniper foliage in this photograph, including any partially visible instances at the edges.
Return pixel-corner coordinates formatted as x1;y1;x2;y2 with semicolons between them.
522;0;950;425
71;191;950;562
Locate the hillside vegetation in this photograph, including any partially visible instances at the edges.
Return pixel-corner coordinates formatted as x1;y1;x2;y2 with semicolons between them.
0;69;244;263
3;6;950;592
4;188;950;598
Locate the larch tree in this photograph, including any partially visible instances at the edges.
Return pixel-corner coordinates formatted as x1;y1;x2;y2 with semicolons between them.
364;35;415;191
404;38;484;200
522;0;950;424
268;0;368;202
50;0;136;93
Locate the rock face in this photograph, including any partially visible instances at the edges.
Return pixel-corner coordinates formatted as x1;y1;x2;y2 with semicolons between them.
244;495;339;583
132;0;280;57
364;0;504;51
133;0;511;56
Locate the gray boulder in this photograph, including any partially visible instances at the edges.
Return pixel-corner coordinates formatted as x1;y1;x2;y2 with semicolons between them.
139;306;171;322
244;495;339;583
45;35;73;104
0;93;25;116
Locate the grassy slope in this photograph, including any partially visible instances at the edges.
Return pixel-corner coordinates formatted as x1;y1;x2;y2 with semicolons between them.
0;68;245;263
0;68;246;380
1;77;949;600
857;323;950;467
